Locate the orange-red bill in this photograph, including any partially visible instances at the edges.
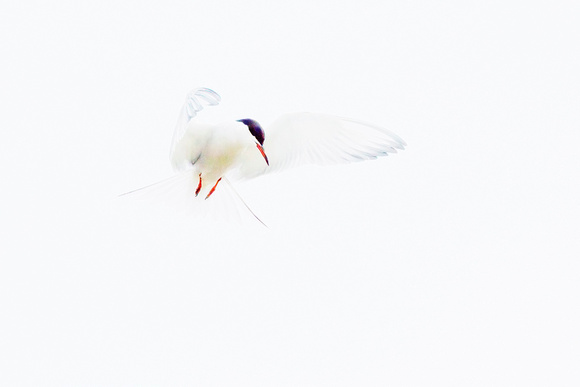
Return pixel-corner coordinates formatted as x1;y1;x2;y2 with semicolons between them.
256;143;269;165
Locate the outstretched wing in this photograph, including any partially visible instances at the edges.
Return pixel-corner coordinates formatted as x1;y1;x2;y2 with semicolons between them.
170;87;221;161
232;112;406;180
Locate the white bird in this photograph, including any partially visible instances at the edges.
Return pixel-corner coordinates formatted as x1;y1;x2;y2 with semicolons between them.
124;87;406;224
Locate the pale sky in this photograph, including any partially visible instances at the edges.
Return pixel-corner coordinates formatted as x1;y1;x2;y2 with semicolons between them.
1;1;579;386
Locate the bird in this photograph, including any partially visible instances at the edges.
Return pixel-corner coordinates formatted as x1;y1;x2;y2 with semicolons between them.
123;87;406;224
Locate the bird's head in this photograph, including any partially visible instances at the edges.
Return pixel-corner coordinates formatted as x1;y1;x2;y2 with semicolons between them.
237;118;269;166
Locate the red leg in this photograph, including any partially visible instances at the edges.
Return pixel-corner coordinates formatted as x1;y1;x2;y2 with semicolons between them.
195;173;202;197
205;177;222;200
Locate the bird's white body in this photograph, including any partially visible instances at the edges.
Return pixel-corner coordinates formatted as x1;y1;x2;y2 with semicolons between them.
171;120;256;196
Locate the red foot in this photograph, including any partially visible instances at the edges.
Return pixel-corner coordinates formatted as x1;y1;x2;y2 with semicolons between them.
205;177;222;200
195;173;202;197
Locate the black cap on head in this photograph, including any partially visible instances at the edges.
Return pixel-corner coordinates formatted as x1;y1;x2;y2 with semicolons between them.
237;118;265;146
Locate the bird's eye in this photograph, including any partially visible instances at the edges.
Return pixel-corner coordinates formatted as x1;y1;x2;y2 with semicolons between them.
237;118;265;145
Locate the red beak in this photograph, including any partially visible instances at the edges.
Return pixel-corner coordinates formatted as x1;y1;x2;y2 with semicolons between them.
256;143;269;165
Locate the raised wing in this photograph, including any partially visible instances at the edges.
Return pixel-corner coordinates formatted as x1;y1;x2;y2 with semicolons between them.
170;88;221;162
232;112;406;180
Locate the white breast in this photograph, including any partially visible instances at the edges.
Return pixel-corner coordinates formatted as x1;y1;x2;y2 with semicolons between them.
171;120;254;181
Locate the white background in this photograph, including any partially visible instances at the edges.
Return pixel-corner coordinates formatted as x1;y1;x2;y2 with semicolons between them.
1;1;579;386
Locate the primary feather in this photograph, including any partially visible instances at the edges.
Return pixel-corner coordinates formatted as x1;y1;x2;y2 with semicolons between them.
170;87;221;167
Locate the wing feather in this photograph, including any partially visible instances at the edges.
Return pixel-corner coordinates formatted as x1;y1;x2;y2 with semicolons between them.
232;112;406;180
169;88;221;161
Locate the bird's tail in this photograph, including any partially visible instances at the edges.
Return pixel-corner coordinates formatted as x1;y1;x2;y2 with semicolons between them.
222;177;267;227
117;171;267;227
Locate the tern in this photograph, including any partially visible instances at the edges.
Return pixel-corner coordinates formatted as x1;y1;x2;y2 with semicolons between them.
123;88;406;224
